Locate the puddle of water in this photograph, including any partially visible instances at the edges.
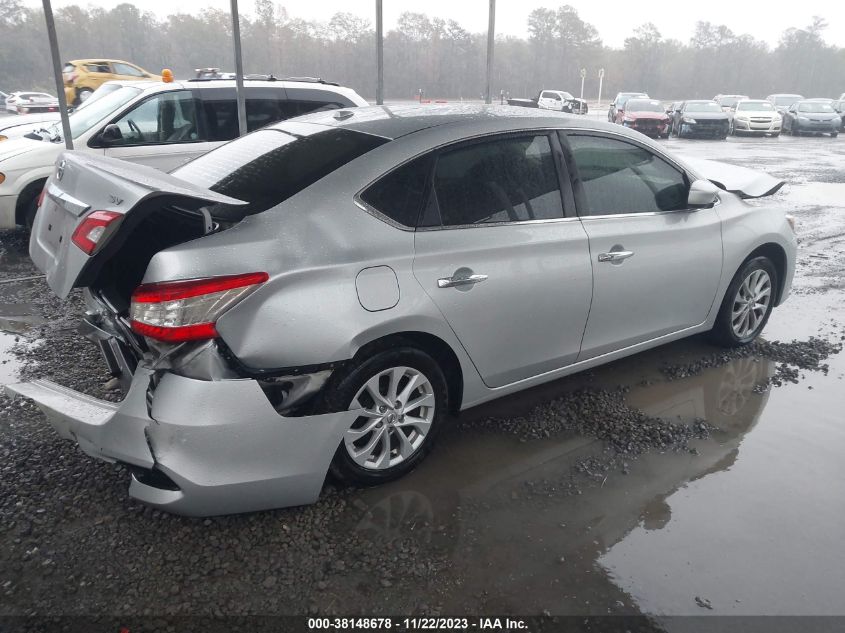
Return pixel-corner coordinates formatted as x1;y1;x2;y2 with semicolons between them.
600;351;845;615
0;330;23;385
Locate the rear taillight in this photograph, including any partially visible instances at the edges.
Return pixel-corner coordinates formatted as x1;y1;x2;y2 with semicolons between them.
130;272;269;343
71;210;122;255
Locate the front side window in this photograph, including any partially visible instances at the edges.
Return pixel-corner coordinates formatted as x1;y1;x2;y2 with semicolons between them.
112;62;146;77
430;134;564;227
108;91;200;145
566;134;688;216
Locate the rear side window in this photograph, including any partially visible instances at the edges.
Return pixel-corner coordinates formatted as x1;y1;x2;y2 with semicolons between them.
430;134;564;226
173;128;388;216
360;155;433;227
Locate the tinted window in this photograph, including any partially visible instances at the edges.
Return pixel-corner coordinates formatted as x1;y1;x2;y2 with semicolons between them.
109;91;200;144
567;135;688;215
173;128;388;216
360;156;432;227
431;134;564;227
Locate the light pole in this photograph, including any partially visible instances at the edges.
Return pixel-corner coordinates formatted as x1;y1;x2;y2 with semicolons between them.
597;68;605;110
230;0;247;137
580;68;586;101
484;0;495;104
375;0;383;105
41;0;72;149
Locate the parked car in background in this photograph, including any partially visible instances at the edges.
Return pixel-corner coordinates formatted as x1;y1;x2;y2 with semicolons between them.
619;98;670;137
536;90;588;114
714;94;749;111
0;77;367;229
10;105;795;515
5;92;57;114
766;93;803;114
727;99;782;137
62;59;161;105
608;92;649;122
670;100;729;139
782;100;841;137
831;100;845;128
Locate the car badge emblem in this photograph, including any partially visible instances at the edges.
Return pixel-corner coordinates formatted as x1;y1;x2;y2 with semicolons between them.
56;159;66;181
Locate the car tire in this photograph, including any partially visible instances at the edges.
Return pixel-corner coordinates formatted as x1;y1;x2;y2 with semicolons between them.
23;194;39;229
77;88;94;104
831;131;839;138
710;256;778;348
320;347;449;486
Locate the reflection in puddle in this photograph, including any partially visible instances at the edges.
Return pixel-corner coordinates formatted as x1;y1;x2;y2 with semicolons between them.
336;355;779;614
0;304;43;385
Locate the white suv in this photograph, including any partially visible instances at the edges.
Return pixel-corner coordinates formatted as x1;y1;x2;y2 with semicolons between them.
0;77;367;228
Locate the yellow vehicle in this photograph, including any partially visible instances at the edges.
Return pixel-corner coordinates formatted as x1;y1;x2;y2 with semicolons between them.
62;59;161;105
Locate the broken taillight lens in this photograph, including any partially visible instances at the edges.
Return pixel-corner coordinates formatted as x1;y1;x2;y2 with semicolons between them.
130;272;269;343
71;210;122;255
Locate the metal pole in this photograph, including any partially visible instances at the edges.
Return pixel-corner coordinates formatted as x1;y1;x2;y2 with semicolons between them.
597;68;604;110
230;0;247;137
375;0;383;105
580;68;586;100
42;0;72;150
484;0;495;104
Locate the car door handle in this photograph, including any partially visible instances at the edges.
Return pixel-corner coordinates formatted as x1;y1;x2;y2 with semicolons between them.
597;251;634;263
437;274;489;288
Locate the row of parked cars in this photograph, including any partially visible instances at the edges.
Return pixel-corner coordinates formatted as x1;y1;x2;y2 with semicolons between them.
607;92;843;139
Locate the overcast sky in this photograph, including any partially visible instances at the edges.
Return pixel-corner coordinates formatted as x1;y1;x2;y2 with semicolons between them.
26;0;845;48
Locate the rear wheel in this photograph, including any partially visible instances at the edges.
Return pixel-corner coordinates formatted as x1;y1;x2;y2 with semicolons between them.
77;88;94;104
321;347;448;486
710;257;778;347
831;131;839;138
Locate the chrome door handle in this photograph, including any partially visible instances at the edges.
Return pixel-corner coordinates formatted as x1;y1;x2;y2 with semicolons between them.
437;274;488;288
597;251;634;263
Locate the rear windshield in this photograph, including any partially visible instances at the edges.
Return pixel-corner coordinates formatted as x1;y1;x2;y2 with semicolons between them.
717;96;746;107
626;99;663;112
172;127;388;216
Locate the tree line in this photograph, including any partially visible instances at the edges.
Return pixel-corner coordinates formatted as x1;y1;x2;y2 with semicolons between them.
1;0;842;102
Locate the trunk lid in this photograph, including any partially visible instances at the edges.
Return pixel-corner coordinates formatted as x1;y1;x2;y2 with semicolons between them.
30;151;245;299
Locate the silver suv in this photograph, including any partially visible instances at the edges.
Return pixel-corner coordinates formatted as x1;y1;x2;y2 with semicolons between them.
10;105;797;516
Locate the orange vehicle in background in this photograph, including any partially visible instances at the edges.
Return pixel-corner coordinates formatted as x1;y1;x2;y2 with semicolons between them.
62;59;161;105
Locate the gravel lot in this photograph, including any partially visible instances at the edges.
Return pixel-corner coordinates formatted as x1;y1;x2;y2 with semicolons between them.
1;133;844;621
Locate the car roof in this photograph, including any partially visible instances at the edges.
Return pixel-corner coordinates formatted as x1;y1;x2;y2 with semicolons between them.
68;58;138;65
98;78;357;95
277;104;619;140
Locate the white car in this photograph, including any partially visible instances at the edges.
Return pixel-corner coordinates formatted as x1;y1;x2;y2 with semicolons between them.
0;78;367;228
714;94;749;112
727;99;782;137
5;91;58;114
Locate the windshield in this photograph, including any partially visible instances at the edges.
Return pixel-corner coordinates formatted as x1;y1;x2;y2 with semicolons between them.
49;85;142;139
774;95;801;107
798;102;834;113
718;96;746;107
626;99;663;112
685;102;722;113
737;101;774;112
75;83;123;111
173;127;388;216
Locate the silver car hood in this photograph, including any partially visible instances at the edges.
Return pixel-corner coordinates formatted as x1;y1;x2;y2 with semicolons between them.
683;158;785;199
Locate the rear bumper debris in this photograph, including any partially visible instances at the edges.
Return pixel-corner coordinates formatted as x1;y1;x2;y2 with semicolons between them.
5;367;361;516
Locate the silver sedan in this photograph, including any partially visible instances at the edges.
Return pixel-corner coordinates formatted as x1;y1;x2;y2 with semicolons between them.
8;105;797;515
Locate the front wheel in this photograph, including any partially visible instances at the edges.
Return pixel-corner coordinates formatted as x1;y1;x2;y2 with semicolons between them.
831;131;839;138
76;88;94;104
710;257;778;347
321;347;448;486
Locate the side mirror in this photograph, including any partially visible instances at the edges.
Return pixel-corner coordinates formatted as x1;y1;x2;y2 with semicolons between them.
98;123;122;145
688;179;720;208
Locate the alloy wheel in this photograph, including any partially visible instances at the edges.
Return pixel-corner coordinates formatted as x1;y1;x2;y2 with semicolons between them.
731;269;772;339
344;366;435;470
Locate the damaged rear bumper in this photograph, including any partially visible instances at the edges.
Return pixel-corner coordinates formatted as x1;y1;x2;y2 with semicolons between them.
4;368;360;516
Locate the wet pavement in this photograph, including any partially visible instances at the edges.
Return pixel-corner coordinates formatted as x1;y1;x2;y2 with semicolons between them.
0;133;843;618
